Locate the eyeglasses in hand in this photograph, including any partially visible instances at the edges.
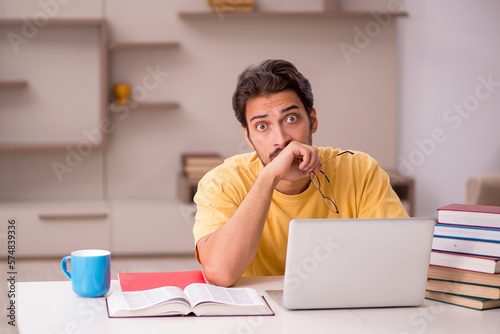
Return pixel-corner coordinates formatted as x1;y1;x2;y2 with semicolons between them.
309;151;354;214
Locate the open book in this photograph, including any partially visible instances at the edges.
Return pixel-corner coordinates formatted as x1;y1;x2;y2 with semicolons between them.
106;283;274;317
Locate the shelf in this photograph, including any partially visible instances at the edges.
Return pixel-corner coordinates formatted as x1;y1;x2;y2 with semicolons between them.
108;41;180;51
108;41;180;113
0;142;106;153
109;101;180;111
0;18;108;153
179;10;408;19
0;81;28;89
0;18;104;26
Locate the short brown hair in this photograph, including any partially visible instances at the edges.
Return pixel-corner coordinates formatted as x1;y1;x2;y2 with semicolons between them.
232;59;314;129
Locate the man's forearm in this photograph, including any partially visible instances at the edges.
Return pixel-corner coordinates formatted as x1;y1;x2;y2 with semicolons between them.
197;167;278;287
197;142;321;286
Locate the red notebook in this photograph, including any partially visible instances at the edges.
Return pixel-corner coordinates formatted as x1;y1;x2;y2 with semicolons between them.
118;270;206;292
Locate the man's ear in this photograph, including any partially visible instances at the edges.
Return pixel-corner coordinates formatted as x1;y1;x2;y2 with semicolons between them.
243;127;255;150
310;108;318;134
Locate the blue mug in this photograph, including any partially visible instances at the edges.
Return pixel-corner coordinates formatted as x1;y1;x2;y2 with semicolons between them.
61;249;111;298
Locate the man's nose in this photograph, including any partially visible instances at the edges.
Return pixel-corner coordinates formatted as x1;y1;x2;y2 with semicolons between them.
273;126;291;147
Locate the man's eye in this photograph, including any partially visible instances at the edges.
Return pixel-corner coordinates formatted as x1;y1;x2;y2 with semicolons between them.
286;115;298;123
256;123;267;131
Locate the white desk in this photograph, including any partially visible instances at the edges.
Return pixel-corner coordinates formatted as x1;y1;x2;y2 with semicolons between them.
18;276;500;334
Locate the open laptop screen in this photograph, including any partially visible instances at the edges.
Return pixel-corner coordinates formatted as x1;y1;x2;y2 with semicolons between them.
278;218;435;309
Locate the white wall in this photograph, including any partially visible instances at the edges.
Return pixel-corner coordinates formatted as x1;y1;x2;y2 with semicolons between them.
398;0;500;217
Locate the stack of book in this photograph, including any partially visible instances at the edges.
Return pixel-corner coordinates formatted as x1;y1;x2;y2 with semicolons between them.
179;153;224;203
182;153;223;180
426;203;500;310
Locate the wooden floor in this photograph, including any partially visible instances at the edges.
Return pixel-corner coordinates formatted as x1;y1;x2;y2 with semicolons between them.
16;254;201;282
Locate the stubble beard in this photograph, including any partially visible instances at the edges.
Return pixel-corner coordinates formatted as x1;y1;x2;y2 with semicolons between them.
248;127;313;167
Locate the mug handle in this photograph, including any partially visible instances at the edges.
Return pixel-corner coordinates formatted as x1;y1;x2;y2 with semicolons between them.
61;256;72;280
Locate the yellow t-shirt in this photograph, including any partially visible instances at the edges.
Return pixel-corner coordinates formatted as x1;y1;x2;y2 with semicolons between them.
193;147;408;277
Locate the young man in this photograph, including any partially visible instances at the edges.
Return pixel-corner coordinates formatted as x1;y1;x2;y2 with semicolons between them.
193;59;408;287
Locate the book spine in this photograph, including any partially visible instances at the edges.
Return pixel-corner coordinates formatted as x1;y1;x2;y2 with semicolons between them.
433;234;500;244
429;251;499;274
426;279;500;299
427;266;500;287
438;203;500;214
436;223;500;231
425;290;500;310
437;210;500;229
432;237;500;257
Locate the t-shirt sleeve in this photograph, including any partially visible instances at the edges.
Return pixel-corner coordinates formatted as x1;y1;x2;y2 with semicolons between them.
355;155;409;218
192;168;246;248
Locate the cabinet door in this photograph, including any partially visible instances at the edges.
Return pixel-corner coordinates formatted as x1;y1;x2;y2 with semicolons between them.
0;24;103;150
110;200;195;255
0;201;109;257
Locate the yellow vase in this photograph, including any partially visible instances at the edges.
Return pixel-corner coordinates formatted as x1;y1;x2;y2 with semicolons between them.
113;83;131;104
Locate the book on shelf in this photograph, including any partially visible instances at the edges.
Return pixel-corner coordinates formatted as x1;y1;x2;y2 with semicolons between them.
426;278;500;299
434;223;500;243
106;283;274;318
183;165;217;179
425;290;500;310
182;154;224;167
118;270;206;291
182;153;224;180
430;251;500;274
428;265;500;286
432;236;500;258
437;203;500;229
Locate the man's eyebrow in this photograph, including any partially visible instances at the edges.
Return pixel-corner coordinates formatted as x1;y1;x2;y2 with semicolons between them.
249;114;267;123
249;105;300;123
281;105;300;113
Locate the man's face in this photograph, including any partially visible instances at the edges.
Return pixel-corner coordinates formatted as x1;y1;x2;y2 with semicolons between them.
243;90;318;166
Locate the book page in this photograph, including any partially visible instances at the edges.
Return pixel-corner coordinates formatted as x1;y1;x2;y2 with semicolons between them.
114;286;189;310
184;283;265;308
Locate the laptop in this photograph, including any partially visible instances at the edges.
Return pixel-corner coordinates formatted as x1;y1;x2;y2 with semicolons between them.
266;217;435;309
